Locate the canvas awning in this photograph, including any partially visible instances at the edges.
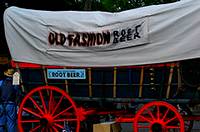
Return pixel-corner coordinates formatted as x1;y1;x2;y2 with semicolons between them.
3;0;200;67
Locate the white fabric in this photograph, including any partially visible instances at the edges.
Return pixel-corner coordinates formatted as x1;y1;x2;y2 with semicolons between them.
3;0;200;67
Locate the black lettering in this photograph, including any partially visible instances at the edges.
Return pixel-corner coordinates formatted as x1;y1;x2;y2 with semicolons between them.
55;33;67;45
76;72;80;77
68;34;74;46
60;33;67;46
48;32;55;45
53;72;57;77
72;72;75;77
113;31;119;44
59;72;63;77
134;25;141;39
92;33;96;46
63;72;66;77
51;72;55;77
96;33;103;45
87;33;92;46
54;72;58;77
55;32;60;45
49;72;52;78
67;72;70;77
127;28;132;41
119;29;126;42
81;33;88;46
87;33;95;46
73;33;81;46
87;33;91;46
80;72;84;77
103;32;110;44
52;72;55;77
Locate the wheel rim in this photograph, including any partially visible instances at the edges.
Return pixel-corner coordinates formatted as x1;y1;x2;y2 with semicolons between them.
134;101;184;132
177;105;193;132
18;86;80;132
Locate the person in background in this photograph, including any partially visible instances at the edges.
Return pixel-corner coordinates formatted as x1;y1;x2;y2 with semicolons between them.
0;64;21;132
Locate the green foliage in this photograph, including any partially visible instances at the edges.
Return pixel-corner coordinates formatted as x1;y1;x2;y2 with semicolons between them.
62;0;179;11
101;0;179;12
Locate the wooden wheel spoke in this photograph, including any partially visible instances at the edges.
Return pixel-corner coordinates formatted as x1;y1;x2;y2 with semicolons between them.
23;107;42;118
51;95;64;115
165;116;177;125
54;123;64;129
30;124;41;132
139;115;152;123
52;126;59;132
146;108;155;121
53;106;73;119
28;96;44;115
156;105;160;119
46;128;51;132
39;90;48;113
41;127;45;132
21;119;40;123
49;127;53;132
48;90;54;113
44;128;48;132
161;108;169;121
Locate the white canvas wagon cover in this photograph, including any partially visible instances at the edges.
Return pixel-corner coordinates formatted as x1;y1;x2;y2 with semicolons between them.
3;0;200;67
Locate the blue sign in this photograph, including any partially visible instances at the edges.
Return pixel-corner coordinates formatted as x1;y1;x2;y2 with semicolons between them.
47;69;86;79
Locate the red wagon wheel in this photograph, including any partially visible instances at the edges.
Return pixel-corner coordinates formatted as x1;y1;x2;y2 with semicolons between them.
134;101;184;132
18;86;80;132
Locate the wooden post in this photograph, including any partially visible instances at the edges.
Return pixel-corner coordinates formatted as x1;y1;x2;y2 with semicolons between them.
42;66;49;96
139;66;144;97
42;66;48;86
88;68;92;97
177;63;182;90
113;67;117;98
64;67;69;93
166;63;174;98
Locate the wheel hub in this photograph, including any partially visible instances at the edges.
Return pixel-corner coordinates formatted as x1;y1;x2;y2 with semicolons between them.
40;114;54;127
151;123;163;132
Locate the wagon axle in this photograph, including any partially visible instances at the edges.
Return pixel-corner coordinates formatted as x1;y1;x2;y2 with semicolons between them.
40;114;54;127
151;123;163;132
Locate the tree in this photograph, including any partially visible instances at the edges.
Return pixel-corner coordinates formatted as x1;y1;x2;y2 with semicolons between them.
62;0;180;12
100;0;179;12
